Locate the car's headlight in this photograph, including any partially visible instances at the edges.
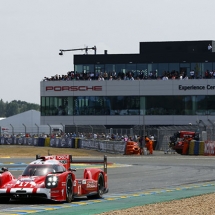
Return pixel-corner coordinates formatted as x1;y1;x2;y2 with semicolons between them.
45;175;58;188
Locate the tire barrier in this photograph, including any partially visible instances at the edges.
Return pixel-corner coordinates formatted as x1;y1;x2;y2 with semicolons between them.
194;141;200;155
38;138;45;147
188;140;195;155
188;140;213;156
124;141;140;155
45;137;50;147
199;141;205;155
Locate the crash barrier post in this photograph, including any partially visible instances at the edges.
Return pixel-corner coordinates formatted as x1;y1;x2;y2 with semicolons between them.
75;138;78;148
194;141;200;155
45;137;50;147
199;141;204;155
124;141;140;155
38;137;45;147
188;140;195;155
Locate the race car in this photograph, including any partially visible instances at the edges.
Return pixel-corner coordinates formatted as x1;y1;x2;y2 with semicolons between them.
0;154;108;203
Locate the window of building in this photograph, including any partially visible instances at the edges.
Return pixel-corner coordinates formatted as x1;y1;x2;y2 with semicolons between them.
126;64;137;79
105;64;116;76
115;64;126;78
136;64;148;79
41;95;214;116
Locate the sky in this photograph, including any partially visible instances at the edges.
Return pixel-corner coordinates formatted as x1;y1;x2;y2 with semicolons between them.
0;0;214;104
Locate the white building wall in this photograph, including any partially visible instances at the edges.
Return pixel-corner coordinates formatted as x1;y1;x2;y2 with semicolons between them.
40;79;215;126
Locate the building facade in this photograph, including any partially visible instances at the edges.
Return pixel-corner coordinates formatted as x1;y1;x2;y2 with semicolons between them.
40;40;215;128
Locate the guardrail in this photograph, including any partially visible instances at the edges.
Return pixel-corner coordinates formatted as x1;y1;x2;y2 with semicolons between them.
1;136;214;156
0;137;126;154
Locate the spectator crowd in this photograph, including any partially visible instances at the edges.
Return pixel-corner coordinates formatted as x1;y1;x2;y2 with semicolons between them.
43;69;215;81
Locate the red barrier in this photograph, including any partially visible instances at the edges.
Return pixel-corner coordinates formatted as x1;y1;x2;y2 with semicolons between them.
125;141;140;155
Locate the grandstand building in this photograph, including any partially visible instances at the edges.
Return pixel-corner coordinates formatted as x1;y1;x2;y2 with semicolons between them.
40;40;215;130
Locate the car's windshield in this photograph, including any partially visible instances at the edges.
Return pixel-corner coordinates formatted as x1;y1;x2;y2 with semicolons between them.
22;165;55;176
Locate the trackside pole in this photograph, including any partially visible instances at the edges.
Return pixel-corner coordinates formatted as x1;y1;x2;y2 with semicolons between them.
104;155;107;173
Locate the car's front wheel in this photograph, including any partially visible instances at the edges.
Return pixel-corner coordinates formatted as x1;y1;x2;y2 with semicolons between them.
66;175;73;203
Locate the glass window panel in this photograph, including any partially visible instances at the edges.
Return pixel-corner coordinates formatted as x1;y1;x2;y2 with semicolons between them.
105;64;116;77
203;62;213;78
49;97;58;116
179;63;190;78
115;64;126;78
145;96;184;115
95;64;104;80
183;96;194;115
41;97;46;116
191;63;201;79
207;95;215;115
169;63;179;74
109;96;140;115
158;63;168;78
67;97;73;115
45;97;50;116
41;96;215;116
122;63;136;80
54;97;68;116
73;96;110;115
195;95;207;115
74;65;82;73
82;64;94;79
136;64;147;79
213;62;215;70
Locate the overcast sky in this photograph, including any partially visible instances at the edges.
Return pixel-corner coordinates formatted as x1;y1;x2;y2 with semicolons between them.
0;0;214;104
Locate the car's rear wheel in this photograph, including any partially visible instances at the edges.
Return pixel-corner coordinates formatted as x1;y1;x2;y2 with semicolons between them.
66;175;73;203
88;173;105;199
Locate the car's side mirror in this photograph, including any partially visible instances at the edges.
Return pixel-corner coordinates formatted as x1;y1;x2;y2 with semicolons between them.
68;167;76;172
2;167;8;172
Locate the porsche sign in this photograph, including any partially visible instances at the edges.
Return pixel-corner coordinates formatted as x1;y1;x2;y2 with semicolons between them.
46;86;102;91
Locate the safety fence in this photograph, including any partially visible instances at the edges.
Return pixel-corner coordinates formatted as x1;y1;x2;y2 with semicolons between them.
1;136;215;156
0;137;126;154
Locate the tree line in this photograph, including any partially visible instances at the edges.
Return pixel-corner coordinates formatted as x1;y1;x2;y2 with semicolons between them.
0;99;40;117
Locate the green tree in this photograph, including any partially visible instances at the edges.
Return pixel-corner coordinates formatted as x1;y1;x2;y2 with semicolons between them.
5;101;19;117
0;99;40;117
0;99;6;117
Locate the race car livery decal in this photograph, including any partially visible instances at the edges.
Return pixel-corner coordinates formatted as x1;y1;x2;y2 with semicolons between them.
86;181;97;188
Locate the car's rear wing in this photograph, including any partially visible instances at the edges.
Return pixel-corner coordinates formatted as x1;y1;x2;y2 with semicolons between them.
70;155;107;173
36;154;107;173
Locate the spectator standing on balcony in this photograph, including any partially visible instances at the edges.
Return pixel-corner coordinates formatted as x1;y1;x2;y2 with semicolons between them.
205;70;210;79
162;75;168;80
98;76;104;81
213;70;215;79
210;70;213;78
90;72;94;80
190;69;195;79
103;71;108;80
208;44;212;52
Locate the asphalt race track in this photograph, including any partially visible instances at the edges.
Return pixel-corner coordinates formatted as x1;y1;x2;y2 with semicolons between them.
1;151;215;214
